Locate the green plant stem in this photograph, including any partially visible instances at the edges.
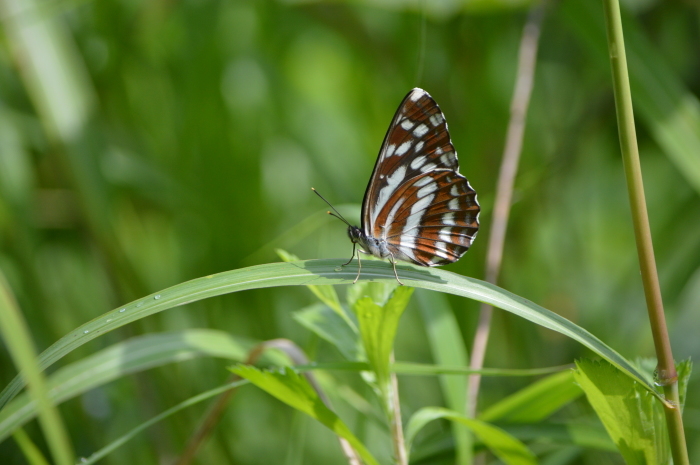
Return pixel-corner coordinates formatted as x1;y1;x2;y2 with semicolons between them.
0;270;74;465
388;353;407;465
601;1;689;463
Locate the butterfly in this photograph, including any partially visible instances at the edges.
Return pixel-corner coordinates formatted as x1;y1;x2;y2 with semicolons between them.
313;88;480;285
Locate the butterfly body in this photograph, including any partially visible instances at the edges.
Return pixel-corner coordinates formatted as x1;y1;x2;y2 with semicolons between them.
316;88;479;284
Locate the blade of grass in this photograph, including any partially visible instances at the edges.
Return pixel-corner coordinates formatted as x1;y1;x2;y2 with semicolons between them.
405;407;536;465
601;0;688;462
0;270;73;465
231;365;379;465
416;290;472;463
478;370;582;423
12;428;50;465
0;259;665;412
79;380;247;465
178;339;362;465
0;329;255;442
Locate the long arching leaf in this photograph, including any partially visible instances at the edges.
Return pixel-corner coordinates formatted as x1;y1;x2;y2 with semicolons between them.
0;259;661;411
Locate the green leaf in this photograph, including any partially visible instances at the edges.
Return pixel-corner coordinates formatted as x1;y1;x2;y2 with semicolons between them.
0;329;253;443
231;364;379;465
405;407;536;465
293;303;361;361
479;370;582;423
277;249;354;329
347;280;400;309
573;359;667;465
676;358;692;410
0;259;661;410
354;286;414;389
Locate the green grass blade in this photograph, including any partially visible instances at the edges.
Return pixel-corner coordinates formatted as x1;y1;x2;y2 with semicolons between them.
293;303;361;361
278;249;356;330
405;407;536;465
498;422;616;451
391;362;569;377
479;370;582;423
231;365;380;465
0;0;94;142
0;259;661;410
79;380;247;465
12;428;50;465
0;270;73;464
415;290;472;463
0;329;252;442
293;362;568;377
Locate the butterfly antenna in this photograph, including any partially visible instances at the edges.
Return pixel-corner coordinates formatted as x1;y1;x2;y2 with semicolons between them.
311;188;352;227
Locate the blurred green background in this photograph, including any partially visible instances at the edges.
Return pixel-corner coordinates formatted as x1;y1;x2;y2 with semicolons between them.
1;0;699;463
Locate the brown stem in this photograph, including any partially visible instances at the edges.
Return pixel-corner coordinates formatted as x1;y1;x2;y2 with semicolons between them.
467;2;546;418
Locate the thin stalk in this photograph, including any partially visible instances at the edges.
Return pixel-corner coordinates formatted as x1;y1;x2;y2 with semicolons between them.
468;2;545;418
0;270;74;465
601;1;689;463
388;352;407;465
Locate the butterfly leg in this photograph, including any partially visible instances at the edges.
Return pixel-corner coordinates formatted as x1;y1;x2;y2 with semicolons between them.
389;253;404;286
341;242;357;267
353;251;363;284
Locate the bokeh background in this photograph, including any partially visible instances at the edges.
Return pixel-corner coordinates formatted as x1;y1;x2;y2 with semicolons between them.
1;0;699;463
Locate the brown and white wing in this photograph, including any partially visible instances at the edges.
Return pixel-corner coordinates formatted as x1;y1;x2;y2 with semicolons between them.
382;170;479;266
361;87;480;266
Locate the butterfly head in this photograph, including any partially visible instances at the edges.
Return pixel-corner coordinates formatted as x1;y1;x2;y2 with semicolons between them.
347;225;364;244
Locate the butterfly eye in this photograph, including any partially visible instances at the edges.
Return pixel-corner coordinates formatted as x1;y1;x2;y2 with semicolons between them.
346;226;359;242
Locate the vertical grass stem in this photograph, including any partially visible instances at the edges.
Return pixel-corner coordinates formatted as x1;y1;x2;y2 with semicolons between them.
601;1;688;462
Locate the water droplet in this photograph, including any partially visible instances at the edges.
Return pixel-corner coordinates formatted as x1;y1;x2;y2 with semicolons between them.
334;267;343;272
106;319;112;323
154;294;161;300
84;330;89;334
80;458;88;463
137;302;144;308
119;308;126;313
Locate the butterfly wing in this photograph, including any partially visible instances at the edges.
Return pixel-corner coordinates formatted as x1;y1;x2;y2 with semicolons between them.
361;88;479;266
